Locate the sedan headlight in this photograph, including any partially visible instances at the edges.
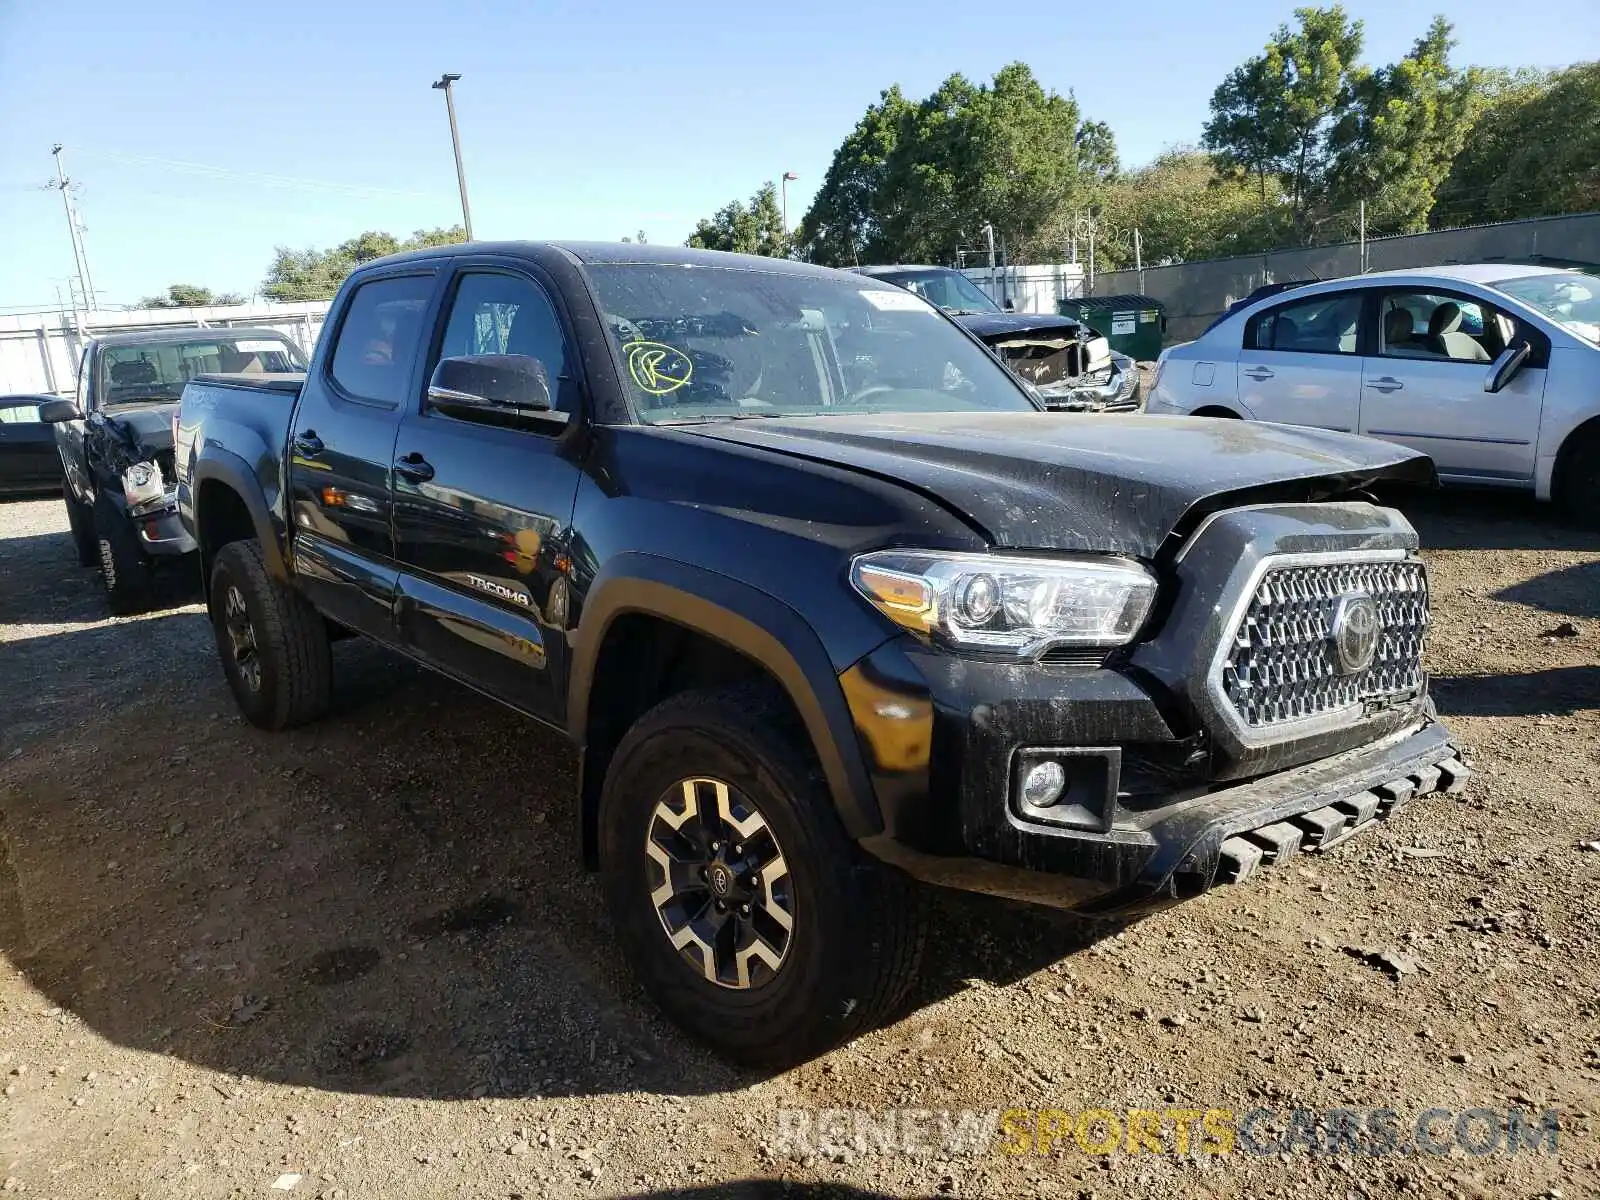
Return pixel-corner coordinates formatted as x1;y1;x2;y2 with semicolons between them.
850;550;1158;658
122;461;166;511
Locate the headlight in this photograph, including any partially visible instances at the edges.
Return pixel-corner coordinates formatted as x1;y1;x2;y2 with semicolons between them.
850;550;1158;658
122;461;166;510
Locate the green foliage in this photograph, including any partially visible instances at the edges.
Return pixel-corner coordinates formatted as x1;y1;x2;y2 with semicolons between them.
137;284;246;309
686;182;790;257
1434;61;1600;226
1202;6;1367;243
261;226;467;301
796;64;1109;266
1094;149;1278;268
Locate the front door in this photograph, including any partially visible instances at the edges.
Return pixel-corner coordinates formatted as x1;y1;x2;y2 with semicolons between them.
1358;288;1546;484
1236;290;1367;433
285;270;439;637
390;265;584;724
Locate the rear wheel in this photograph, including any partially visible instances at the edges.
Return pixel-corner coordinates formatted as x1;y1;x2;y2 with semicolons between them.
92;492;154;615
208;540;332;729
599;685;927;1067
63;486;97;567
1556;426;1600;528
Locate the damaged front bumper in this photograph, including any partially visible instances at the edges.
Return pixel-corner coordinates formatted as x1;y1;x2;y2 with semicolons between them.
130;489;197;556
1032;354;1142;413
843;638;1465;917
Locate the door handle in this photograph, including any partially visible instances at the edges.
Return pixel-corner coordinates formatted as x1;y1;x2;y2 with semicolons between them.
393;452;435;483
1242;367;1275;381
1365;378;1404;393
293;430;324;457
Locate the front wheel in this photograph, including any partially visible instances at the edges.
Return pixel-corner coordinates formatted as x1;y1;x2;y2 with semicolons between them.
92;492;154;615
208;540;332;729
599;685;928;1067
1557;427;1600;529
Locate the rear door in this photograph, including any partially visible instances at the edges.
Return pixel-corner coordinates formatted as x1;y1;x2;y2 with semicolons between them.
1357;287;1546;485
390;259;585;724
285;267;442;639
1236;290;1366;433
55;350;93;502
0;399;62;491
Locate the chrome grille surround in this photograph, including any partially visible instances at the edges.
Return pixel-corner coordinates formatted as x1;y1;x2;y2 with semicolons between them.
1214;550;1428;737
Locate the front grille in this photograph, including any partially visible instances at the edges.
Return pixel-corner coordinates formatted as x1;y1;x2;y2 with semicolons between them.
1221;557;1428;729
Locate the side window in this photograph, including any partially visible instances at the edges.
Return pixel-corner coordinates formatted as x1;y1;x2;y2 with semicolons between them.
1378;291;1495;364
76;350;91;412
1249;293;1363;355
432;272;574;413
328;274;435;406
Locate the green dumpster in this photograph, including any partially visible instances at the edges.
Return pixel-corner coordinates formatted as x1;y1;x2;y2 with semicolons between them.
1056;294;1167;361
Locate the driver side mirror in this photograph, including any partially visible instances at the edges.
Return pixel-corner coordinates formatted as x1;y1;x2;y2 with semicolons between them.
1003;298;1017;312
1485;341;1531;394
427;354;553;417
38;399;81;423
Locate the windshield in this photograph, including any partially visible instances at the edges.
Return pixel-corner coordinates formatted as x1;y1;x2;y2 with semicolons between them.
1492;272;1600;345
99;336;306;406
874;268;1002;315
586;264;1037;424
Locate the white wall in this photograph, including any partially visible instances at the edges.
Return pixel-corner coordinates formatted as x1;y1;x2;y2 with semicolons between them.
0;300;332;396
961;264;1085;315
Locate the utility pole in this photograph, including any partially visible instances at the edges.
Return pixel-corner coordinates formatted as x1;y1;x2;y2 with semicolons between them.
1134;228;1145;295
1087;213;1096;296
50;144;95;311
780;171;798;234
982;223;996;304
431;74;474;240
1358;200;1367;274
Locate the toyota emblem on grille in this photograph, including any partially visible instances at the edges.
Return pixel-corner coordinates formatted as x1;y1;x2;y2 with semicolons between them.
1330;592;1381;675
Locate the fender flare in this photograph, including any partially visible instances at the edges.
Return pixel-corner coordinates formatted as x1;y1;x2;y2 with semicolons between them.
190;449;289;584
568;553;884;843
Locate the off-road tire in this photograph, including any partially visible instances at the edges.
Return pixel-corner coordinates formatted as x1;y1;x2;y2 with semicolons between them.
599;684;928;1068
1556;426;1600;528
208;540;332;730
92;492;155;615
63;486;97;567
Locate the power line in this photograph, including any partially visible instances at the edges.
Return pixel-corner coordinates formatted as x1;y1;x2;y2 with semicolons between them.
80;150;447;201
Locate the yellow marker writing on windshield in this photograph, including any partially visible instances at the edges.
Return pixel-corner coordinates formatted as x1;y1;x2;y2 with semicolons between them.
624;341;693;395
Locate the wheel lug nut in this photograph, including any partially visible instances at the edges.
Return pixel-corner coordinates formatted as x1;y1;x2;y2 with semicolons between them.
710;841;721;853
739;904;750;916
747;875;759;887
733;844;744;854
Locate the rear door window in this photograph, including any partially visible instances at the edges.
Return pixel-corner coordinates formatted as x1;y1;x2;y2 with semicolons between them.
1248;293;1364;355
328;275;435;406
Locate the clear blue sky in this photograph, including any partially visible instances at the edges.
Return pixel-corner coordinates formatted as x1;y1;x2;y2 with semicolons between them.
1;0;1594;310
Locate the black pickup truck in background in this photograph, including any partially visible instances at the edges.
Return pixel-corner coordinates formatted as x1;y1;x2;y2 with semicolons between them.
39;327;306;613
176;243;1467;1065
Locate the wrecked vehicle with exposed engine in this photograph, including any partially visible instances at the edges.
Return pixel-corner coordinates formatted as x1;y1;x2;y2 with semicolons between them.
176;242;1467;1067
851;263;1141;411
41;327;307;613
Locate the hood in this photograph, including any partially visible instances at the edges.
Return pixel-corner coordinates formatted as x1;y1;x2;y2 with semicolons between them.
954;312;1086;343
106;404;177;453
684;412;1435;558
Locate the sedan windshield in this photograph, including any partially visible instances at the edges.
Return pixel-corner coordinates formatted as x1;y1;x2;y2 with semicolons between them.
586;264;1037;424
871;268;1002;315
99;336;306;407
1492;272;1600;345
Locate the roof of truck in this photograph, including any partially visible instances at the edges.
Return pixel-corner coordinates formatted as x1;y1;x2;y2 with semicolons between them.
88;326;294;348
365;241;855;279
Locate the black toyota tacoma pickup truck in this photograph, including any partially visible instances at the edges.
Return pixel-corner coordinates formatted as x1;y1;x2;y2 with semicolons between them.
175;243;1467;1066
39;327;306;612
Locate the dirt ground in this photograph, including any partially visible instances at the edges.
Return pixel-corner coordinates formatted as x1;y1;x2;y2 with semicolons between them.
1;490;1597;1200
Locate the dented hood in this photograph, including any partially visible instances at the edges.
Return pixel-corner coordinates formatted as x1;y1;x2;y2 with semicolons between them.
105;404;177;454
686;412;1435;557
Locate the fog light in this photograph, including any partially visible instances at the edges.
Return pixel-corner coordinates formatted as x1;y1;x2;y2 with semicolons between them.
1021;760;1066;807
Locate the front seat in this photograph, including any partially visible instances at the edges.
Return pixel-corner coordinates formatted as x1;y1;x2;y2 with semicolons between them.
1427;302;1490;362
1383;307;1422;356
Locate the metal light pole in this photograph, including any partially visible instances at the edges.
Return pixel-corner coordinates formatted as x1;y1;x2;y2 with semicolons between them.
50;144;95;311
781;171;798;233
431;73;474;240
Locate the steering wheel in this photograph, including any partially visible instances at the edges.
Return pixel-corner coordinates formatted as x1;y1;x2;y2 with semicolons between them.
842;385;899;406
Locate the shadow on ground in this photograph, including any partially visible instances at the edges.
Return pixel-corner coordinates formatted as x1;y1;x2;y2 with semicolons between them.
1390;486;1600;553
1491;560;1600;620
1432;665;1600;718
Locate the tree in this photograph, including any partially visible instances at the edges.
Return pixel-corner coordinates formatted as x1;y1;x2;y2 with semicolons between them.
1092;149;1277;267
686;182;790;257
1434;62;1600;226
1325;17;1476;236
1202;6;1366;245
796;65;1111;266
137;284;246;309
1203;8;1475;244
261;226;467;301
